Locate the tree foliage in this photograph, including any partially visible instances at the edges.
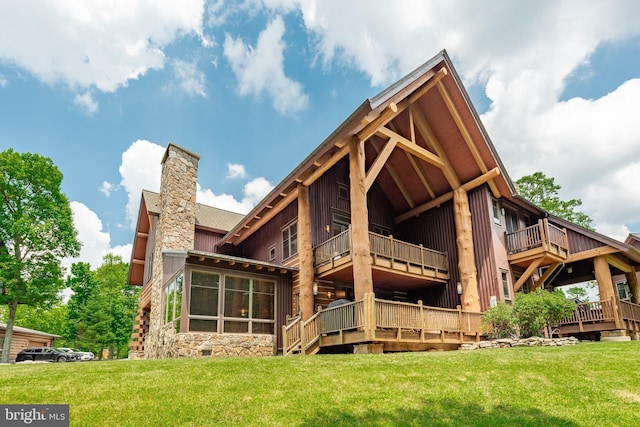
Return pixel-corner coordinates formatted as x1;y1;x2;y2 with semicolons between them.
65;254;139;359
482;289;576;338
0;149;80;363
516;172;594;230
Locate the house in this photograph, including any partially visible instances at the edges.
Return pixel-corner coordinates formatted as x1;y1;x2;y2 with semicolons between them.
0;323;60;362
127;50;640;359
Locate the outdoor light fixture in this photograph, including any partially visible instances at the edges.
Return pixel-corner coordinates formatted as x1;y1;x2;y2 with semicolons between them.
313;281;318;296
456;282;463;295
327;291;333;299
567;266;573;274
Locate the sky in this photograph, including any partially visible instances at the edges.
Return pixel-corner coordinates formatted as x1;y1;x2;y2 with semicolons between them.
1;0;640;272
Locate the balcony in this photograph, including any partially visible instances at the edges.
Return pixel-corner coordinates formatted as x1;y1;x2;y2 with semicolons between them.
555;298;640;335
506;219;569;268
313;229;449;286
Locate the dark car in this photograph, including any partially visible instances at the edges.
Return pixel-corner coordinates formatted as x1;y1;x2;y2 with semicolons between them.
15;347;77;362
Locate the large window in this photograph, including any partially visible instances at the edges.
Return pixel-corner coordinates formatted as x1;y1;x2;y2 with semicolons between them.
163;273;183;331
501;269;511;300
282;221;298;259
188;270;275;335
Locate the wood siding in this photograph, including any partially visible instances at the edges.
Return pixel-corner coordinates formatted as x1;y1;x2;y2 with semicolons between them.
397;200;460;308
194;229;224;253
0;330;57;362
468;186;498;312
566;228;608;254
237;202;298;264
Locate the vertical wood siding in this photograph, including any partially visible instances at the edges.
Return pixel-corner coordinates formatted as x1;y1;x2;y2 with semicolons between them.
468;186;497;312
566;228;607;254
194;229;224;253
238;202;298;264
398;200;460;308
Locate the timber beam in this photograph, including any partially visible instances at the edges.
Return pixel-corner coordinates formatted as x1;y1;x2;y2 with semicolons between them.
370;139;415;208
513;257;544;292
436;81;500;198
532;263;561;291
395;167;500;223
605;254;634;274
564;246;619;264
365;137;398;191
301;143;350;187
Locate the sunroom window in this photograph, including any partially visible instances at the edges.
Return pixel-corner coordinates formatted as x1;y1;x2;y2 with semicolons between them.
162;273;183;331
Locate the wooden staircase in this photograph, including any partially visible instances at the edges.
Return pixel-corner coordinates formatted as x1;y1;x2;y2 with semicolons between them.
282;312;322;355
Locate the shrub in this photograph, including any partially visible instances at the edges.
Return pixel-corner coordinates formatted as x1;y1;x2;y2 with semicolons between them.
482;302;515;338
512;289;576;337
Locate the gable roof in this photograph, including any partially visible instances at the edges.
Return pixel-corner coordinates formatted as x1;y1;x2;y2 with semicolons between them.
218;49;517;248
0;323;60;339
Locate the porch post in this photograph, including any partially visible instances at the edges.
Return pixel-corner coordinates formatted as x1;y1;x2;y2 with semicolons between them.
593;256;622;327
625;271;640;305
453;188;480;312
349;137;373;299
298;184;315;320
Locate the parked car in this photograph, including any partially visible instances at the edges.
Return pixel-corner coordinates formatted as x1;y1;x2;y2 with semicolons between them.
16;347;77;362
57;347;95;361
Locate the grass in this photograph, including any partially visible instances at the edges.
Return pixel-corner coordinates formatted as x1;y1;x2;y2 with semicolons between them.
1;341;640;426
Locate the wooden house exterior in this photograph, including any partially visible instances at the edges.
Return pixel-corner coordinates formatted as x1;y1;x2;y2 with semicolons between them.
128;50;640;359
0;323;60;362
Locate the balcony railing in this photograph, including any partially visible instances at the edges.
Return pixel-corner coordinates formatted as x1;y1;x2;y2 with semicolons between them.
506;219;568;257
313;228;448;274
282;295;483;355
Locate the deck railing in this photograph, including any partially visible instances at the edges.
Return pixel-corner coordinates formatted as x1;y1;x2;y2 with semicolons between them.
556;299;615;325
620;300;640;322
506;219;568;255
314;228;352;267
282;316;302;355
319;299;366;333
375;299;482;333
313;228;448;274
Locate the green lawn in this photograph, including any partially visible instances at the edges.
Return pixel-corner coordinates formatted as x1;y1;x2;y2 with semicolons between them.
1;341;640;426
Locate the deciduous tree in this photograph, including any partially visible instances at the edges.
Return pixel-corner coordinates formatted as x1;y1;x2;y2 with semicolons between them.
516;172;594;230
0;149;80;363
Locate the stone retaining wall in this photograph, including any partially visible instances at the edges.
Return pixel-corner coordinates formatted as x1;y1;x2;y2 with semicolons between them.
460;336;579;350
164;332;275;358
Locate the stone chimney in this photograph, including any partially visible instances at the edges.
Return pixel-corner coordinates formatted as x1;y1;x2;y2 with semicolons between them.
146;142;200;358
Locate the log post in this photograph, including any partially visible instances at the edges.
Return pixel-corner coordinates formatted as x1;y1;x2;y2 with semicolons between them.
453;188;480;312
298;184;315;320
625;271;640;305
594;256;621;327
349;137;373;299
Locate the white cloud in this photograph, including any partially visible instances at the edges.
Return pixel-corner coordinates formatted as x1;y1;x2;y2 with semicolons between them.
119;140;165;228
223;15;309;115
196;177;274;214
169;59;207;97
226;163;247;179
0;0;207;94
73;91;98;115
99;181;118;198
0;74;7;87
62;201;133;272
256;1;640;240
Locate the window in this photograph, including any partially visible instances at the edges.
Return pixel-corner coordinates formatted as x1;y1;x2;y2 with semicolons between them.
504;209;519;233
268;245;276;261
492;199;501;224
372;224;391;236
163;273;183;330
332;212;351;236
338;184;350;201
188;270;276;335
617;281;630;301
282;221;298;259
501;269;511;300
189;271;220;332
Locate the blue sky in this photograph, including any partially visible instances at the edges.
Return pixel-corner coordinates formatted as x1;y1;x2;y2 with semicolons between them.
1;1;640;270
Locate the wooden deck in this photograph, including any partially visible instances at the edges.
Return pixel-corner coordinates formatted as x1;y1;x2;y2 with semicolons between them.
555;298;640;334
283;294;483;355
506;219;569;267
314;229;449;283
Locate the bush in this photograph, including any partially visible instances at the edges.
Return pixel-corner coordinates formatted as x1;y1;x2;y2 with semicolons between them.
482;302;515;338
482;289;576;338
512;289;576;337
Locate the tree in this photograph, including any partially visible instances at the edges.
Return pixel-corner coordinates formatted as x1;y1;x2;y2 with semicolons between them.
512;289;576;337
565;287;589;302
65;254;139;359
516;172;594;230
0;149;80;363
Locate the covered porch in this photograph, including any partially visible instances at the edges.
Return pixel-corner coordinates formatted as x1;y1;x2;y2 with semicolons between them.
283;293;483;355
